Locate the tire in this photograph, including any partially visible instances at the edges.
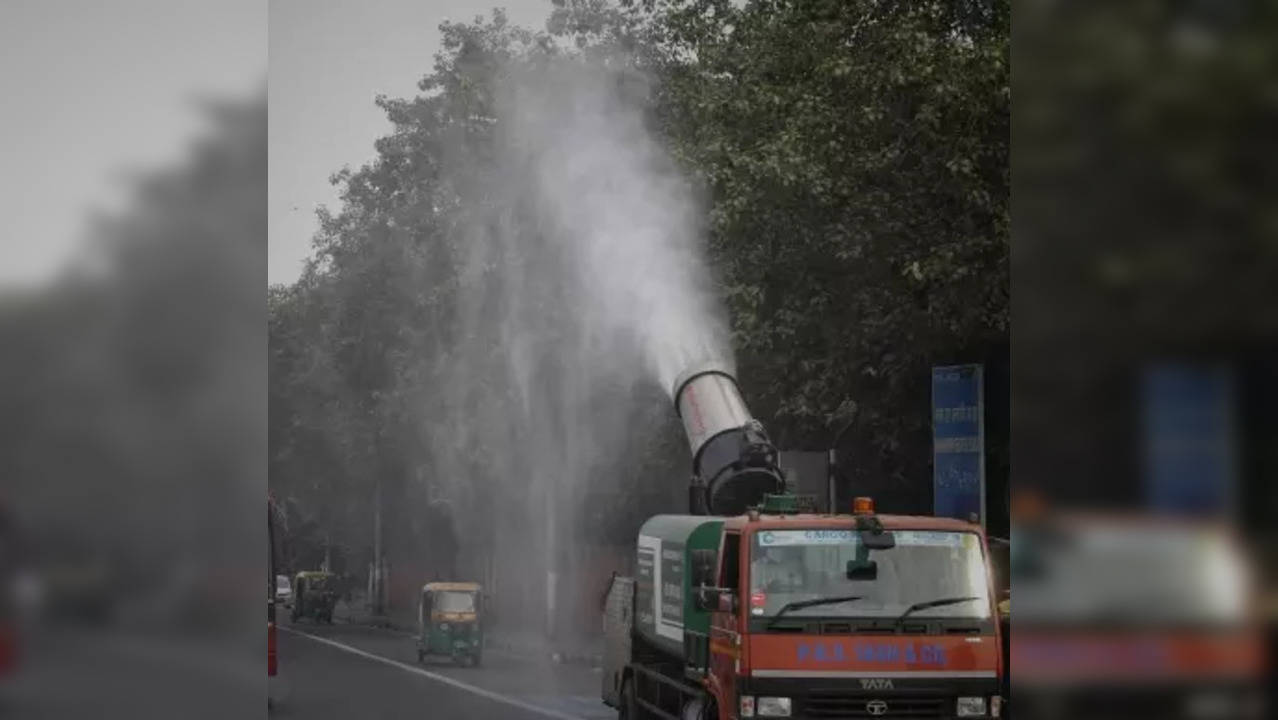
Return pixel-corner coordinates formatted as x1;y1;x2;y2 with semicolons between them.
619;676;637;720
417;649;424;663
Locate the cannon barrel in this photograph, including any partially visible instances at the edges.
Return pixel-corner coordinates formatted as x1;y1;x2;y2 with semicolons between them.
672;361;784;515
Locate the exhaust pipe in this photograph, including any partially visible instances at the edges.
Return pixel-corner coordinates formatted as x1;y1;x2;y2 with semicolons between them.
673;361;784;515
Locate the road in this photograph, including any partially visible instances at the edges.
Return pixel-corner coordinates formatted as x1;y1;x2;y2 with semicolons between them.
271;619;612;720
0;619;608;719
0;624;263;719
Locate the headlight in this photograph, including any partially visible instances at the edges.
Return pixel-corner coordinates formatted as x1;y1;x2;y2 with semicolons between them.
739;695;755;718
957;696;987;717
756;697;792;717
439;623;449;630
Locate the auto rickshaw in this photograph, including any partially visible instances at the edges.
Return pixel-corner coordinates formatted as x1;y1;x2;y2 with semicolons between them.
416;582;482;666
290;570;336;624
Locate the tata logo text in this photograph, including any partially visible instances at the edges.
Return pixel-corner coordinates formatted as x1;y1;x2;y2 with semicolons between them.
860;678;894;690
797;642;948;665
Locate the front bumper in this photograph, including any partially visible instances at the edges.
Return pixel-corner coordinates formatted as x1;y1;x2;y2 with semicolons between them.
1015;681;1265;720
740;675;1001;719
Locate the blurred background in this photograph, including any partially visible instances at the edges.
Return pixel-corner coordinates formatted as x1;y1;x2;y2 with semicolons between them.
1013;0;1275;718
0;1;264;717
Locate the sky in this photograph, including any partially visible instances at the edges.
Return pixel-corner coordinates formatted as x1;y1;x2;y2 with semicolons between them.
0;0;266;290
0;0;553;289
268;0;553;286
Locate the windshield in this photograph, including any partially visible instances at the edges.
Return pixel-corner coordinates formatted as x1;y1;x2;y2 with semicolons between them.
434;590;476;613
1012;522;1250;626
750;529;991;620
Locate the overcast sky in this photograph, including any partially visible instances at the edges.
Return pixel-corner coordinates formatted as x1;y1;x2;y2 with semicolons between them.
0;0;265;290
268;0;553;286
0;1;553;290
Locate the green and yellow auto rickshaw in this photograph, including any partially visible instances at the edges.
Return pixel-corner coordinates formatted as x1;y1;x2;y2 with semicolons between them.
290;571;336;624
416;582;482;666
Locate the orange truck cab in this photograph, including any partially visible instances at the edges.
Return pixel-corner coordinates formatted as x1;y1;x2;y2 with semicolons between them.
1011;512;1267;719
604;496;1005;720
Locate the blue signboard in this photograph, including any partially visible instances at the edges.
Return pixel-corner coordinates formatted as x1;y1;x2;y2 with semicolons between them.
1141;363;1234;517
932;365;985;525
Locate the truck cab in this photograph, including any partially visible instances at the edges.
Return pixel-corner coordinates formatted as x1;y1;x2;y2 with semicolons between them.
606;496;1005;720
1010;511;1266;719
711;501;1002;719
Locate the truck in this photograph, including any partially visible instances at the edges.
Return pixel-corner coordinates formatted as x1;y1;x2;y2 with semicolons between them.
603;362;1005;719
1010;505;1267;720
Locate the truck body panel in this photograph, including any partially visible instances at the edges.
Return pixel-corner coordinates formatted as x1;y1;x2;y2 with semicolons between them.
602;576;635;706
634;515;723;660
747;633;1000;676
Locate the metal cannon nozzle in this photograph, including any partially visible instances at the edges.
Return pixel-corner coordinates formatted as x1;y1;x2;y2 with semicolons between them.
672;361;784;515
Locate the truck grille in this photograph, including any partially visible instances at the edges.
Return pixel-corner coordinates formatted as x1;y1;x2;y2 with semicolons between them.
803;693;948;718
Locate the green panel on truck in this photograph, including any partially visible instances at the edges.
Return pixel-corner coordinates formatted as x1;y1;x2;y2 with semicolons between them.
634;515;724;659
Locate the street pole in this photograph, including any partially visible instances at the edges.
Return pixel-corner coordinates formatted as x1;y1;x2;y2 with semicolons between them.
826;448;837;514
373;472;383;616
545;476;556;644
829;414;857;514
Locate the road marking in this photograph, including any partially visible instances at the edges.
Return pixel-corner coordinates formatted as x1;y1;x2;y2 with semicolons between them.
281;626;587;720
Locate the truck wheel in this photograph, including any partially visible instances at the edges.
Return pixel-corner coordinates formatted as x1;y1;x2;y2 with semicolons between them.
619;676;637;720
416;649;424;663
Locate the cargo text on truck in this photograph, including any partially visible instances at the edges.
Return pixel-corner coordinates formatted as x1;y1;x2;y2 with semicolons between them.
602;361;1005;720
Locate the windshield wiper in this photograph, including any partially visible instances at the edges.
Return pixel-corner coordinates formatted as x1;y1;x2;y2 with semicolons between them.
765;595;864;628
894;596;982;625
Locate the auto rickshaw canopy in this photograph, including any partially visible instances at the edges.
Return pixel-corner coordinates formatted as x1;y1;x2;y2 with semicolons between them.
294;571;336;595
421;581;480;593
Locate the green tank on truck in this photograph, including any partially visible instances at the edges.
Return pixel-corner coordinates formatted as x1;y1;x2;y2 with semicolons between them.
634;515;723;659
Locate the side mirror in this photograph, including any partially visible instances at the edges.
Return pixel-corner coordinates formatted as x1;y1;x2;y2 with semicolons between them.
717;590;739;614
694;585;738;613
846;559;879;581
860;530;896;550
693;585;716;612
690;549;718;588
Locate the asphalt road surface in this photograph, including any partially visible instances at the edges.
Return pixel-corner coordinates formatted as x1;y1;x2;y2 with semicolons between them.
0;624;261;719
0;619;609;719
271;619;612;720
